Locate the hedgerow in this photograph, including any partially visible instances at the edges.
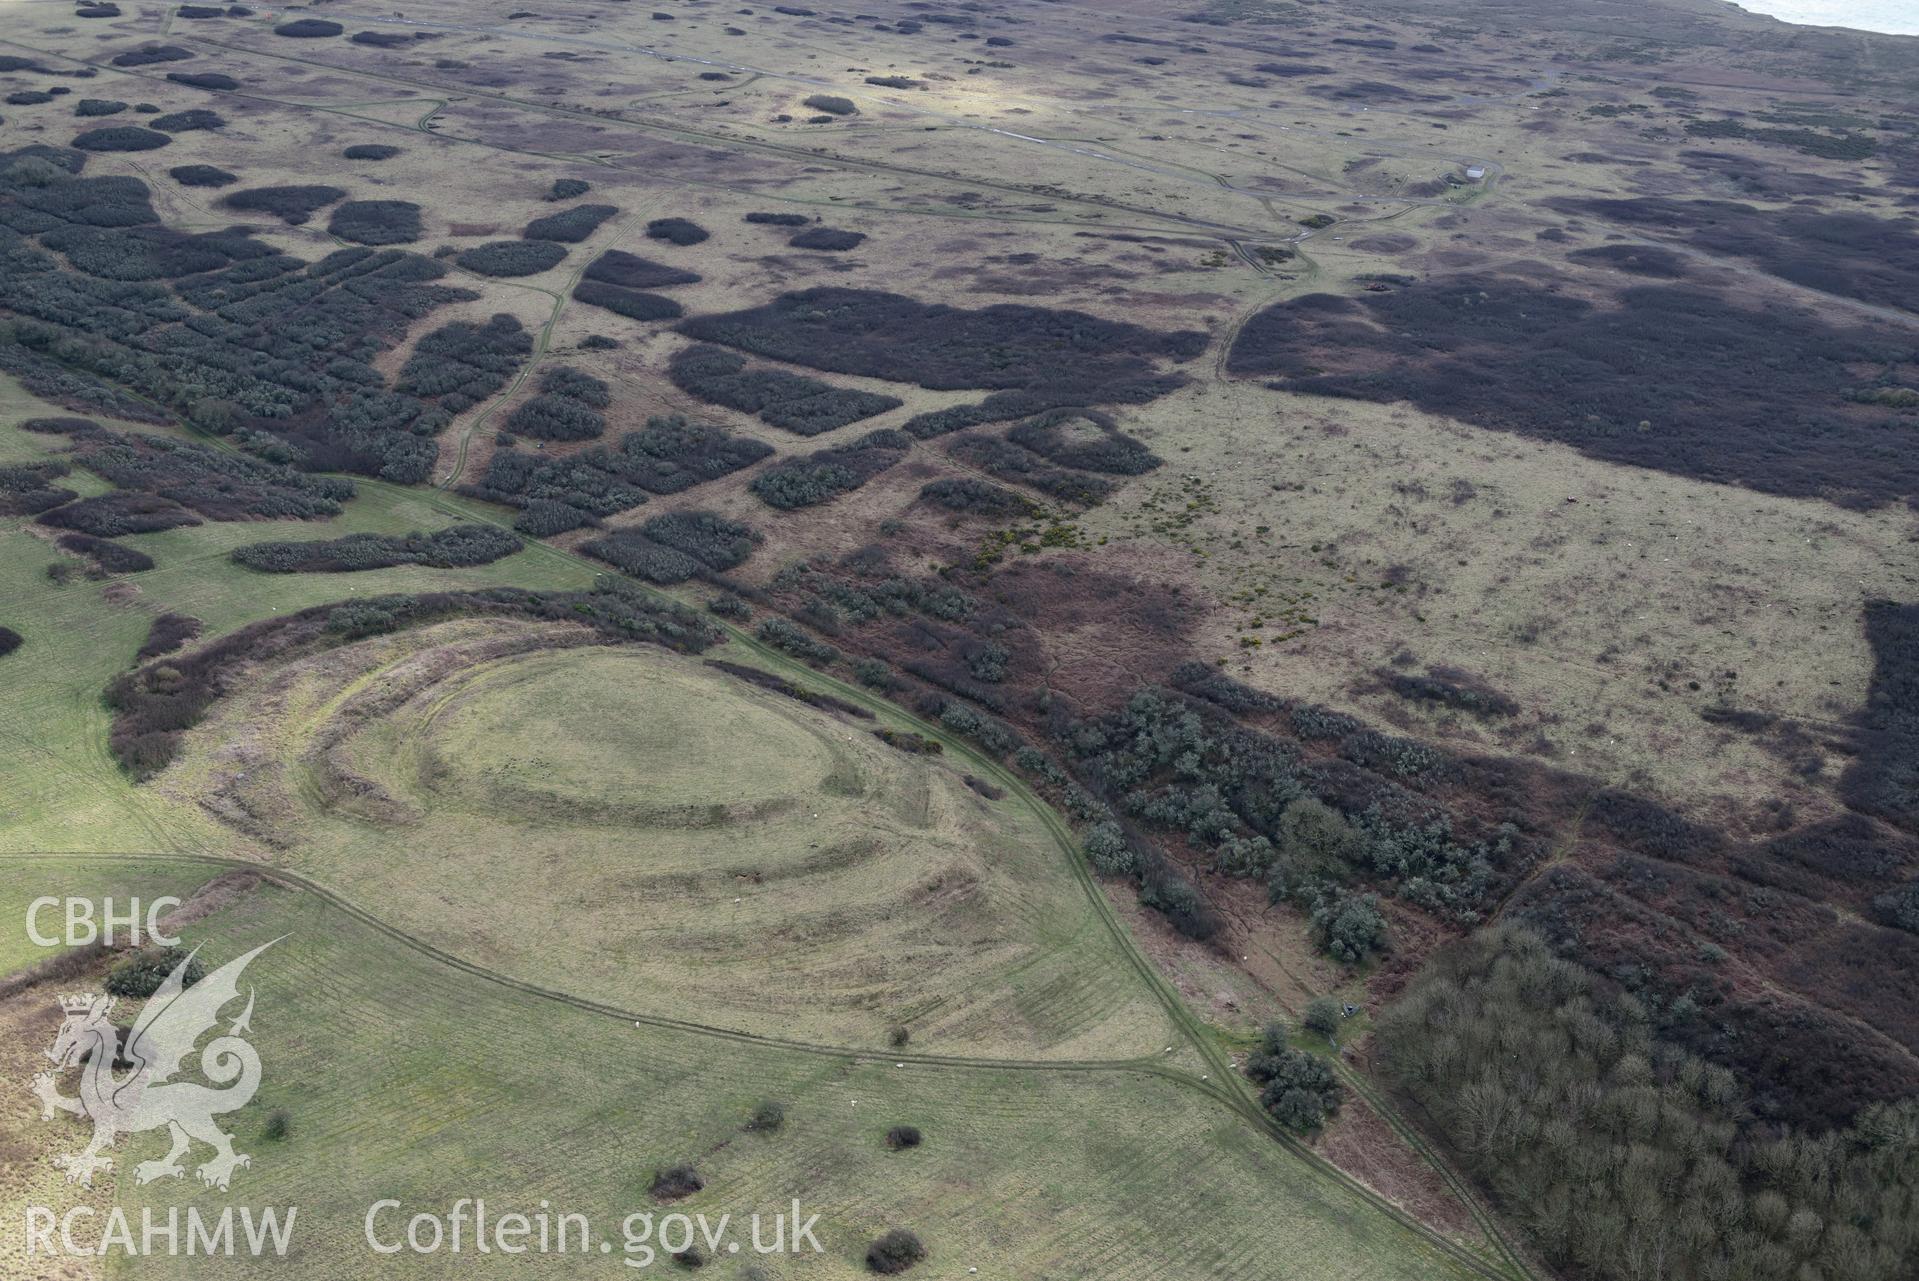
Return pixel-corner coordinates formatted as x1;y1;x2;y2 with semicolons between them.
231;524;520;573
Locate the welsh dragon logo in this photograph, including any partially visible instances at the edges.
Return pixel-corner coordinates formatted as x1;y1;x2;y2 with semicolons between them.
33;941;276;1191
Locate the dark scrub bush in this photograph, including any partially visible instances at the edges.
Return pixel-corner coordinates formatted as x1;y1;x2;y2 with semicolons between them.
72;127;171;152
457;239;567;277
644;217;708;246
169;163;236;187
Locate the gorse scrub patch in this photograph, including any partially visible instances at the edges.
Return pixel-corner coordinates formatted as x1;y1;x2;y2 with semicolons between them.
946;434;1112;507
572;282;684;322
582;249;700;289
467;415;771;524
54;531;155;574
1843;600;1919;828
638;509;758;569
0;627;22;658
166;72;240;90
669;344;901;436
582;511;759;584
398;313;533;414
71;127;171;152
74;99;128;117
504;365;612;441
342;144;402;161
168;163;236;187
539;366;610;408
1229;271;1919;507
39;426;352;526
1244;1024;1342;1132
648;1165;704;1201
0;461;78;516
38;492;199;538
522;203;618;243
864;1229;925;1275
149;109;224;133
644;217;708;246
546;178;590;201
327;200;423;246
221;184;346;223
918;476;1034;518
1006;408;1160;475
803;94;858;116
750;429;912;509
681;287;1205;424
110;45;194;68
274;18;343;36
788;226;866;252
457;239;568;277
231;525;522;573
137;613;202;660
105;945;205;997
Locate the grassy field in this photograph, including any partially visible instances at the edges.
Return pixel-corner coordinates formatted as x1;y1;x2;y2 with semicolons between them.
0;856;1485;1281
0;399;598;857
0;385;1507;1278
157;624;1174;1058
18;0;1889;1272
